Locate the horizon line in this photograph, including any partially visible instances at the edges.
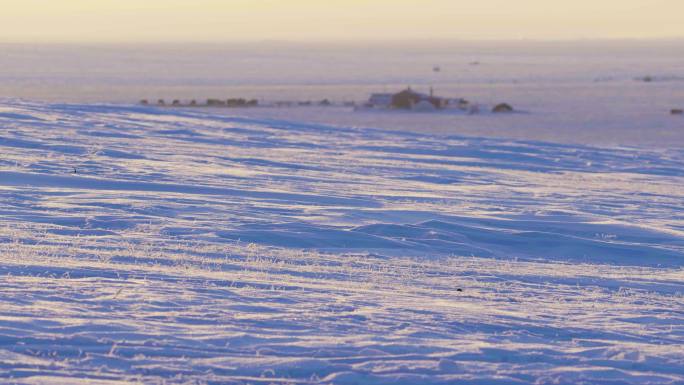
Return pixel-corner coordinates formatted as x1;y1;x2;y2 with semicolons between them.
2;36;684;46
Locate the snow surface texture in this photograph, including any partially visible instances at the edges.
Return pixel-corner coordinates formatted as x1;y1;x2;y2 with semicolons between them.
1;100;683;384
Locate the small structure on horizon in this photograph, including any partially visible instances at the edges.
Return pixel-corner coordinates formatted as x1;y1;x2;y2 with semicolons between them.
368;93;394;108
492;103;514;113
384;88;450;110
363;88;465;111
672;108;684;115
207;98;226;106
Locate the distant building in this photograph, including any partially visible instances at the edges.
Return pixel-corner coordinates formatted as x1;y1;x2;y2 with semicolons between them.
391;88;449;110
365;88;452;110
368;93;393;107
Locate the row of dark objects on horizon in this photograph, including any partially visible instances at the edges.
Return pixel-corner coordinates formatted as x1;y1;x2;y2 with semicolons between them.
141;98;258;108
139;98;350;108
137;98;676;116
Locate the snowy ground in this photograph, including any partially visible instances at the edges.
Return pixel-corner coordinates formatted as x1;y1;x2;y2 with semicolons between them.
1;100;684;384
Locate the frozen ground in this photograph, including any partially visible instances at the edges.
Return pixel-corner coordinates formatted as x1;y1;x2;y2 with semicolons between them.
1;100;684;384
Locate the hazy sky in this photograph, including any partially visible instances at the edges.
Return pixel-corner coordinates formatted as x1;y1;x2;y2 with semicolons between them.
1;0;683;43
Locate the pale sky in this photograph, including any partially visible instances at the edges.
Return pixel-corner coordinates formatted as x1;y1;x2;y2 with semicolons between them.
1;0;683;43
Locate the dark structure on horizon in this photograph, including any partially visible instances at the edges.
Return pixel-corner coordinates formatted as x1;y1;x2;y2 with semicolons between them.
492;103;514;113
389;88;449;110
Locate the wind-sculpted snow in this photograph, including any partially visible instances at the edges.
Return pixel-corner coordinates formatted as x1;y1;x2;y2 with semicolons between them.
0;100;683;384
